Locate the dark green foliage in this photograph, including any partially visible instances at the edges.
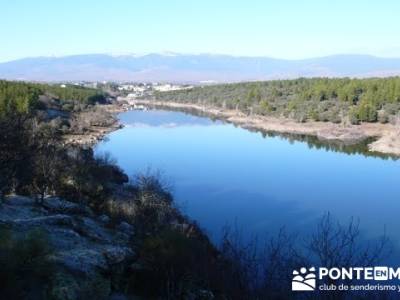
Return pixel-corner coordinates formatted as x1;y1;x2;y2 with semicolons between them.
128;229;220;299
356;99;378;122
132;183;176;237
0;112;69;200
30;124;64;203
0;80;107;115
0;228;53;299
57;149;128;210
79;274;111;300
37;84;107;110
0;112;34;195
154;77;400;124
87;93;108;105
0;81;39;115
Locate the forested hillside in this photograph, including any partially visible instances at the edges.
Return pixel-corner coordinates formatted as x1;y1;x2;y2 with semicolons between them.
0;80;107;115
154;77;400;124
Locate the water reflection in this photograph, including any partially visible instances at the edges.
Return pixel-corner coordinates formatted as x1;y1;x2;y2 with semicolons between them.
119;108;223;127
95;109;400;263
152;105;399;160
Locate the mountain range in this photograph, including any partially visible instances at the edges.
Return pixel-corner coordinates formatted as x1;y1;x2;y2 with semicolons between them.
1;53;400;83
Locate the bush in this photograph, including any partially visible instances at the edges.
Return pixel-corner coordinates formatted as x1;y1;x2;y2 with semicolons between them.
80;274;111;300
309;109;320;121
128;229;217;299
328;108;342;123
378;110;389;124
48;272;80;300
54;149;129;210
357;101;378;122
0;228;54;299
130;173;177;237
349;107;360;124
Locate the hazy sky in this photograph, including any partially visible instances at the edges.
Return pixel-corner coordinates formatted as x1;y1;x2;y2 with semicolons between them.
1;0;400;62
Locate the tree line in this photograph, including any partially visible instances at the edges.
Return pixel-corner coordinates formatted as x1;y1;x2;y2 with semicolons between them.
154;77;400;124
0;80;107;115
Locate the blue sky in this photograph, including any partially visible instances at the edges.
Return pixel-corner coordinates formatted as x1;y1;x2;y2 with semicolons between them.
1;0;400;62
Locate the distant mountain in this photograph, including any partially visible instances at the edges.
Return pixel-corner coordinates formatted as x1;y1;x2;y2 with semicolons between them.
1;53;400;83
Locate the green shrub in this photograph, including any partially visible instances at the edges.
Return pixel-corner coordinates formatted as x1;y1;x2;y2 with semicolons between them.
258;99;273;115
128;229;217;298
349;107;360;124
80;274;111;300
48;272;79;300
0;228;54;299
357;101;378;122
309;109;320;121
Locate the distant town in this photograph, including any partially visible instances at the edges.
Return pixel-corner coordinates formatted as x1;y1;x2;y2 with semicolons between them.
59;81;193;100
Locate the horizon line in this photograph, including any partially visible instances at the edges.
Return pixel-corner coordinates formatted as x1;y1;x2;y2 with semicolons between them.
2;52;400;63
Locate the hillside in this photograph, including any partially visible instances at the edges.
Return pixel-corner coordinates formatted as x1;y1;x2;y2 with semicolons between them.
149;77;400;156
2;53;400;82
153;77;400;124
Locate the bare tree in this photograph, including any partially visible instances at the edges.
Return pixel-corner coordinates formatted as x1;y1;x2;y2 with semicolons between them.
308;213;391;268
217;213;391;300
30;123;63;204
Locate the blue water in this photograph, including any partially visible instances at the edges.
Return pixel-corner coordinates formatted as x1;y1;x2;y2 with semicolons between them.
95;109;399;254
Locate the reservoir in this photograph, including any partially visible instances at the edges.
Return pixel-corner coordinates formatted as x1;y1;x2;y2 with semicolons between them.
95;109;399;256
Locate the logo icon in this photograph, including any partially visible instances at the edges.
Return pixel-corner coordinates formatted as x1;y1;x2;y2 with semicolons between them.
374;267;388;280
292;267;316;291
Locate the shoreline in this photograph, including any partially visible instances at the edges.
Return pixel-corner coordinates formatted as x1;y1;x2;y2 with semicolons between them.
135;100;400;156
63;104;125;147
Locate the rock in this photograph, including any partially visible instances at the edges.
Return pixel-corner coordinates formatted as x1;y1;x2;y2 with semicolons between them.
72;217;110;242
51;246;134;275
103;245;135;265
0;196;47;222
5;195;35;206
51;248;108;274
0;195;135;285
11;214;74;228
48;228;84;249
43;197;94;216
98;214;110;224
117;221;134;234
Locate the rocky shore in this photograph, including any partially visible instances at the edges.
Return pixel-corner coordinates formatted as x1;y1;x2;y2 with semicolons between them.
63;104;125;147
135;100;400;156
0;195;136;299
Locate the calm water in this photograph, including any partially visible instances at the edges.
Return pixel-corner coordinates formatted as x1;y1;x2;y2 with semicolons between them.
95;109;399;254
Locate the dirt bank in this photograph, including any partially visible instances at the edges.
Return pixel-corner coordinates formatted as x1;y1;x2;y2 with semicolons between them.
135;100;400;156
